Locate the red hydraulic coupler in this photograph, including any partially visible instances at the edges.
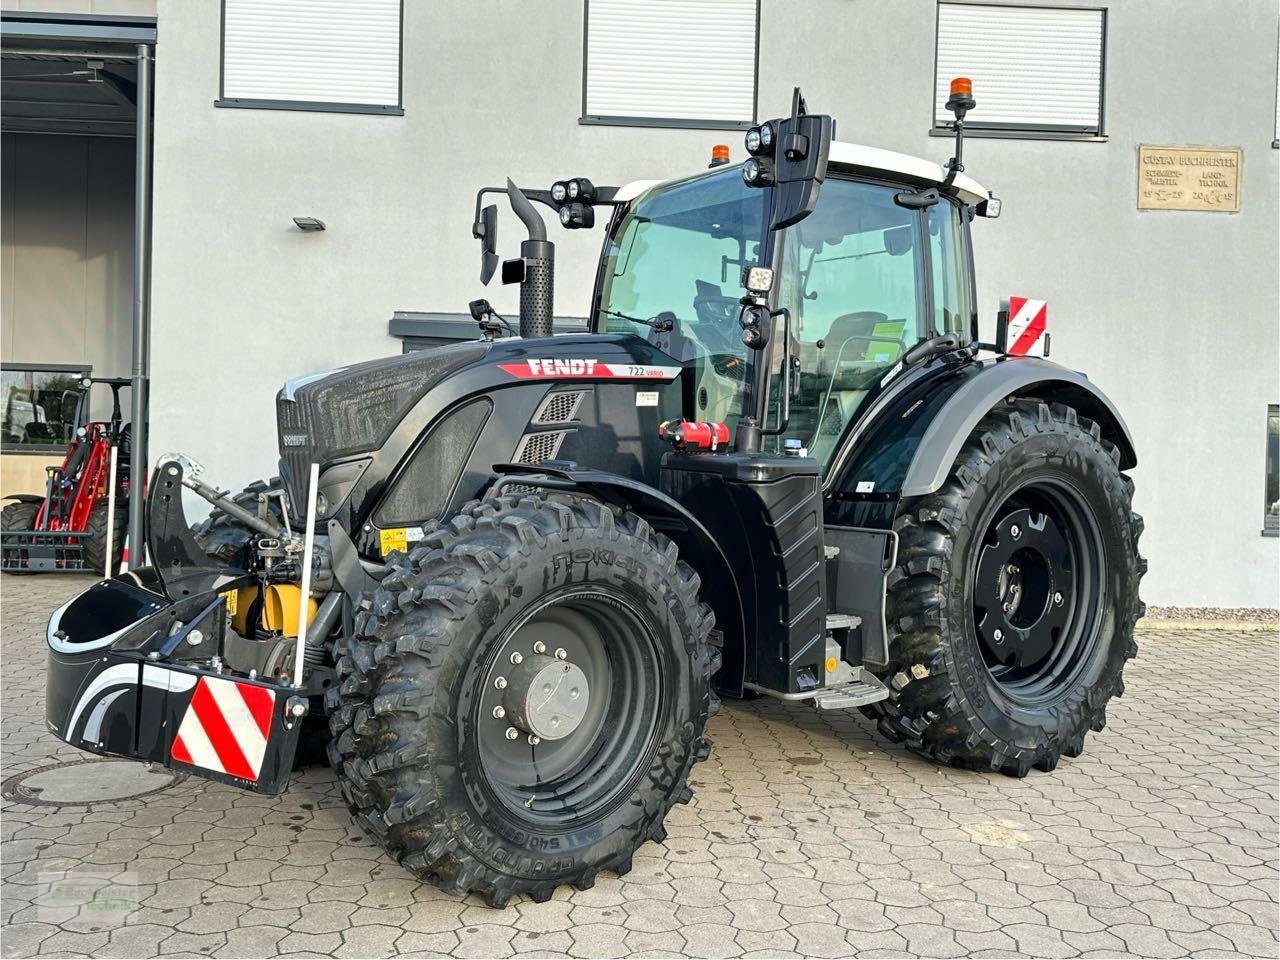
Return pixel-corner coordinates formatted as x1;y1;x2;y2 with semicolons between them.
658;419;730;451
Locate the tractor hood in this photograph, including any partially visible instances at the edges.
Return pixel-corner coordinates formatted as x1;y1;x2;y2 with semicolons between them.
275;334;688;554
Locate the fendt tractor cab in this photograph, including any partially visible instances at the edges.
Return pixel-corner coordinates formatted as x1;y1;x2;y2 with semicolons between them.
44;85;1144;906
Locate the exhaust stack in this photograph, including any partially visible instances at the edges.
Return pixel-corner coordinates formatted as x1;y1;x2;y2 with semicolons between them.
506;179;555;339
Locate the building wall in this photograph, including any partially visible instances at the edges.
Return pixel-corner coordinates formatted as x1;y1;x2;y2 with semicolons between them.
147;0;1279;607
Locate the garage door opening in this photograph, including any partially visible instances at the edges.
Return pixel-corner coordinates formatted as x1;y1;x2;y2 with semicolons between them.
1;12;154;559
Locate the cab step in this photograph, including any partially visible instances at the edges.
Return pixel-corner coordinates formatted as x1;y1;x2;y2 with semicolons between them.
812;666;890;710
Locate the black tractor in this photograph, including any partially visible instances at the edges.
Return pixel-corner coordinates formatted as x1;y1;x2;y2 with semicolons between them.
43;86;1144;906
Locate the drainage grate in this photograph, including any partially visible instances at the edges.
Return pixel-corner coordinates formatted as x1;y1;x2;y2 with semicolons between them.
2;758;186;807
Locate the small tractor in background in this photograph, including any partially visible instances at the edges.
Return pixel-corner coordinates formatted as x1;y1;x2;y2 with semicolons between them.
41;83;1144;906
2;377;131;575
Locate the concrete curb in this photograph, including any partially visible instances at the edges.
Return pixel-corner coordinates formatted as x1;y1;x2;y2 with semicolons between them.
1140;619;1278;633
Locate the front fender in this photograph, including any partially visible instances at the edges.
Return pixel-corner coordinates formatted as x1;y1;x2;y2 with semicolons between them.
899;356;1137;497
490;466;747;695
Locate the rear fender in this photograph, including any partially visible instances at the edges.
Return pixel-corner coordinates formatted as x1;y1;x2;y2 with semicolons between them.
900;357;1137;497
490;466;748;695
4;493;45;504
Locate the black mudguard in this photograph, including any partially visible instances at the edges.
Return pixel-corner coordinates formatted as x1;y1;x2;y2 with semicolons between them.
489;464;749;695
899;356;1137;497
827;355;1137;529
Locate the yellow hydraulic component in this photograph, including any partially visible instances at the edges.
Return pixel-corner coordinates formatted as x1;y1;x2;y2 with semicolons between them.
261;584;318;638
224;586;259;637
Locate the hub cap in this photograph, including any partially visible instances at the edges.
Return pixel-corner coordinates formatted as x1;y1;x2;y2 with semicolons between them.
974;507;1071;667
502;655;590;741
971;481;1106;701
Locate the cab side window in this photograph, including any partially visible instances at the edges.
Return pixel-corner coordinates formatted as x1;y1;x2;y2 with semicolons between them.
775;178;924;468
926;200;974;336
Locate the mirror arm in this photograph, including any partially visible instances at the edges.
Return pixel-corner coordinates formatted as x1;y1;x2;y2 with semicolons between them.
760;307;794;437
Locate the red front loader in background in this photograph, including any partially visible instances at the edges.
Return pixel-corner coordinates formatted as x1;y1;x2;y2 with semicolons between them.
1;377;132;575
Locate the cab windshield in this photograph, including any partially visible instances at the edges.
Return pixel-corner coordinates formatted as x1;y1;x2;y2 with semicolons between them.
594;167;764;430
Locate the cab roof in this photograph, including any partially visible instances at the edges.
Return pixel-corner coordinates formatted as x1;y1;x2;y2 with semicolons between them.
616;140;990;208
827;141;989;207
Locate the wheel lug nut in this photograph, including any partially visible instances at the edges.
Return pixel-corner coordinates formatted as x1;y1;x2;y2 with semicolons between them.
1010;525;1021;538
510;651;523;664
1003;603;1013;613
505;727;519;740
532;641;546;654
1054;592;1064;605
554;648;568;661
494;676;507;689
993;628;1004;643
492;705;505;719
527;734;540;746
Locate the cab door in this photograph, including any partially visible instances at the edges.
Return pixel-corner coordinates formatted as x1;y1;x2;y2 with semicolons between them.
769;177;926;467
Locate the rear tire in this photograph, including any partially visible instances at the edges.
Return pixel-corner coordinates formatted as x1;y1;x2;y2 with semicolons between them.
866;399;1146;777
326;491;719;906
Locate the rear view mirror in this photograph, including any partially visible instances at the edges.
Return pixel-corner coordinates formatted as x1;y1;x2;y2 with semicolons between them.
475;203;499;285
884;225;913;257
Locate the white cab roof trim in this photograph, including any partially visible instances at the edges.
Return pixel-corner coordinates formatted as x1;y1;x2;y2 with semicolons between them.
615;143;990;208
613;179;664;203
827;141;989;206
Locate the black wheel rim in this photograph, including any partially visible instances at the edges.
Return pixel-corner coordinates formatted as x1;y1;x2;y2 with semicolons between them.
971;479;1106;701
475;588;662;825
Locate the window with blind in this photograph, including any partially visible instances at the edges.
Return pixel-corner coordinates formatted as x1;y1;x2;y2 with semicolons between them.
582;0;758;129
934;2;1106;137
218;0;403;115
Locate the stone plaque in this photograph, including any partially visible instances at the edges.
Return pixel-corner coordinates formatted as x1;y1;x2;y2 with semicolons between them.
1138;145;1241;212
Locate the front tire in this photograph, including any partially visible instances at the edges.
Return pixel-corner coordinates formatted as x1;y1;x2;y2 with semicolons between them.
82;502;127;575
327;492;718;905
1;501;41;574
868;399;1146;776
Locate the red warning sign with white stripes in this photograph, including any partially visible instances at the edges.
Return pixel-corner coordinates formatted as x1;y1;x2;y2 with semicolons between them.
170;676;275;782
1006;296;1048;356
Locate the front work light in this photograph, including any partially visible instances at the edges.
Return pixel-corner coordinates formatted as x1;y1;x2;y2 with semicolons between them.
744;126;764;155
758;121;775;150
742;157;773;187
550;181;569;203
741;266;774;295
567;178;595;202
559;202;595;229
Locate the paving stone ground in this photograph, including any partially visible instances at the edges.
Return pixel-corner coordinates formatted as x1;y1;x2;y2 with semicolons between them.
2;575;1277;959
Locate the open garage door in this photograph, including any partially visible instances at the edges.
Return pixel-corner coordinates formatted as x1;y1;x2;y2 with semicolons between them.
1;12;154;561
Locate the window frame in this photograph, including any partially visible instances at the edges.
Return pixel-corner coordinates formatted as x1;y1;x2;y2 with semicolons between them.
579;0;761;131
930;0;1109;142
1265;404;1279;537
1;362;92;456
214;0;405;116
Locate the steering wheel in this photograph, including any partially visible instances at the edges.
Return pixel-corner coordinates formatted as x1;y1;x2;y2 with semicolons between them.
692;295;745;354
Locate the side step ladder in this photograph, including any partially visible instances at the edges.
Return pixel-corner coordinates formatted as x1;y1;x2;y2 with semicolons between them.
812;666;890;710
815;613;890;710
